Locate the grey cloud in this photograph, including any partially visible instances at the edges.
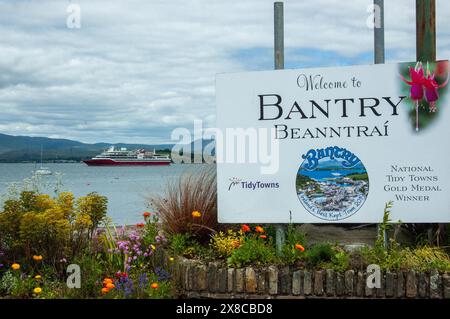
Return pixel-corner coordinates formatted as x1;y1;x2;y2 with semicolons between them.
0;0;448;144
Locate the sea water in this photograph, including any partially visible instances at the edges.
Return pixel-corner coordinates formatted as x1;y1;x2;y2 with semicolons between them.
0;163;204;225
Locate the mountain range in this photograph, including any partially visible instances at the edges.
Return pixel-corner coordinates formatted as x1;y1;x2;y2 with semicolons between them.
0;133;175;162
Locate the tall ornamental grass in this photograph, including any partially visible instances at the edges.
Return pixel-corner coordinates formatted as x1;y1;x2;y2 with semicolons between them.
150;166;219;243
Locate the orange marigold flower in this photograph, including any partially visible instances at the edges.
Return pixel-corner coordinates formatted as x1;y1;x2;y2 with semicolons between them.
101;287;109;294
295;244;305;252
255;226;264;233
33;255;43;261
241;224;250;232
259;235;267;239
151;282;158;289
103;278;113;285
11;263;20;270
192;211;201;218
136;223;145;228
105;283;115;289
232;240;241;248
143;212;151;218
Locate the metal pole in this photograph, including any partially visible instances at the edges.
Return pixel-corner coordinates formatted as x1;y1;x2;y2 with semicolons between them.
374;0;385;64
274;1;285;255
274;2;284;70
373;0;388;249
416;0;437;245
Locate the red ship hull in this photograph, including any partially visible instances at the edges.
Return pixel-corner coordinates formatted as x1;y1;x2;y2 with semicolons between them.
83;159;171;166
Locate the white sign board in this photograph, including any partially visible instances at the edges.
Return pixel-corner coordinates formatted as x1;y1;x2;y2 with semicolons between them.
216;61;450;223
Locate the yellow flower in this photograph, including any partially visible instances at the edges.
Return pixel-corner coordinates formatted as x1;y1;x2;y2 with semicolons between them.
11;263;20;270
33;287;42;294
33;255;43;261
192;211;201;218
151;244;156;251
169;257;174;262
35;275;42;280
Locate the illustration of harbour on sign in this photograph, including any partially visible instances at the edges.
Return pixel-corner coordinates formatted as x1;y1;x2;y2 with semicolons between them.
296;147;369;221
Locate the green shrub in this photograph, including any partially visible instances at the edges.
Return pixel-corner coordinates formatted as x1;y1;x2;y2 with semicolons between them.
210;230;244;258
169;233;192;256
305;243;334;268
63;254;104;299
168;233;207;259
0;190;107;265
76;192;108;238
0;270;37;299
227;237;276;268
360;245;405;271
401;246;450;272
0;271;19;296
281;224;307;265
329;248;350;272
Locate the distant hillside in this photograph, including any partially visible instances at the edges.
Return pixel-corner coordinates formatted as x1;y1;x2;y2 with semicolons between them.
0;133;174;162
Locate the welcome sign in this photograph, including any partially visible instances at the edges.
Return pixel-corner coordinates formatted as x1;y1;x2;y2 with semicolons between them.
216;61;450;223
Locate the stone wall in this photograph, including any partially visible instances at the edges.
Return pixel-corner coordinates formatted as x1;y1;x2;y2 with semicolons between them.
173;258;450;299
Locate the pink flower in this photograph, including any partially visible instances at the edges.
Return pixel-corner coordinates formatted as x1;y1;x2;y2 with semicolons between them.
399;62;449;131
423;71;448;111
401;64;425;101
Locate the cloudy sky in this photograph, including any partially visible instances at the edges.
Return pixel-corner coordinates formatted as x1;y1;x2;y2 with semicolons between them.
0;0;449;144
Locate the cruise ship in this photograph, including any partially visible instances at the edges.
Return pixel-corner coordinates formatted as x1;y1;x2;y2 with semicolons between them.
83;146;171;166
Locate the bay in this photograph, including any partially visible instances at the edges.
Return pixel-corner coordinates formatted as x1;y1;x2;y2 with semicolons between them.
299;168;366;181
0;163;205;225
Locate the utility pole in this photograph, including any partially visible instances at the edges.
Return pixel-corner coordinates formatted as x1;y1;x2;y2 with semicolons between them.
274;1;285;255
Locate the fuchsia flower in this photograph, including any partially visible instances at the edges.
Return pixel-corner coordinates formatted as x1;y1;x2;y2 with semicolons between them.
400;62;448;131
423;69;448;112
401;64;425;101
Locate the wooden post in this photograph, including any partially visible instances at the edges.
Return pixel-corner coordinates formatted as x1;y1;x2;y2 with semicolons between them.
274;1;285;255
416;0;436;63
416;0;438;245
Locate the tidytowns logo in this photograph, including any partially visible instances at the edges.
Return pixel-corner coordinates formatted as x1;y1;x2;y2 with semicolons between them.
228;177;280;191
296;146;369;221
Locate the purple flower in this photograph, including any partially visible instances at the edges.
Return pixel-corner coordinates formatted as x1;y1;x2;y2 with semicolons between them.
138;273;148;288
154;267;171;281
155;234;167;243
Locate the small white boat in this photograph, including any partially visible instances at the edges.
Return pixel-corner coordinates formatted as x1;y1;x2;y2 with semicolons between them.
34;145;52;175
35;167;52;175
